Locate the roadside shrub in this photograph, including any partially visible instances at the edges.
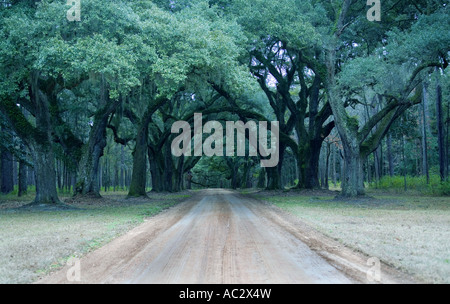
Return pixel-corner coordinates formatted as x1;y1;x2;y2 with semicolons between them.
371;175;450;196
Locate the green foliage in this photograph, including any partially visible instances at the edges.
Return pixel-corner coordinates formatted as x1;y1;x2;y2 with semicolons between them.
372;175;450;196
229;0;320;50
192;156;231;187
386;10;450;65
338;8;450;99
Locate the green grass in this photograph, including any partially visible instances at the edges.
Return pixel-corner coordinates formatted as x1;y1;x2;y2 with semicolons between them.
0;194;187;284
0;186;36;202
0;186;139;202
261;193;450;284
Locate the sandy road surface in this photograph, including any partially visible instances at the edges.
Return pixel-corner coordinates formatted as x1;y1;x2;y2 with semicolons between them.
38;189;414;284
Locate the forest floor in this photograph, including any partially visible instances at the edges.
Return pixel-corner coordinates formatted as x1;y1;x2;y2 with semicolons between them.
0;191;191;284
254;189;450;284
36;189;415;284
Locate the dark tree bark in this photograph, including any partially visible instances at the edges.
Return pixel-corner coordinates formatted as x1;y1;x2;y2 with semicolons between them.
173;155;185;192
148;147;163;192
32;87;61;205
186;173;192;190
18;151;28;197
128;121;150;197
305;139;324;189
0;73;62;204
1;149;14;194
374;148;380;184
128;96;167;197
342;141;365;196
436;79;445;181
75;115;110;197
266;145;285;190
387;134;395;177
120;145;125;189
324;142;331;190
422;85;430;183
32;142;60;204
402;134;407;192
75;88;120;197
163;143;174;192
257;168;266;188
266;167;281;190
332;144;337;187
447;93;449;180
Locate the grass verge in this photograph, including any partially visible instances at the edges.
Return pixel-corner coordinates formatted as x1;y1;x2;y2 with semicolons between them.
0;192;191;284
257;191;450;284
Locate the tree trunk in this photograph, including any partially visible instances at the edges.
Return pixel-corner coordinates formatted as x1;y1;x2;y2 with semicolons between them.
148;148;163;192
332;144;337;187
98;161;103;192
305;140;322;189
163;143;174;192
120;146;125;189
75;125;107;197
422;85;430;183
326;59;364;195
241;159;252;189
128;125;149;197
436;80;445;181
402;135;407;191
75;78;120;197
1;149;14;194
75;101;117;197
341;143;365;197
31;78;61;205
325;0;366;197
266;146;285;190
320;148;326;188
31;143;60;204
56;159;62;191
18;153;28;197
380;141;384;178
114;165;118;191
325;143;331;190
374;149;380;184
266;166;281;190
387;134;395;177
0;82;61;204
28;166;34;188
257;168;266;188
173;155;185;192
447;94;449;180
186;172;192;190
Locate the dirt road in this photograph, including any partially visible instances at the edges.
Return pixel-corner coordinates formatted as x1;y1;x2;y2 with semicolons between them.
38;189;413;284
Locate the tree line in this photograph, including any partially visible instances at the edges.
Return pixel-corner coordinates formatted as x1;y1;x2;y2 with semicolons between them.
0;0;448;205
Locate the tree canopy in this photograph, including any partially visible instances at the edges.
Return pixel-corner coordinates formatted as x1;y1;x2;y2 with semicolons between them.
0;0;448;201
